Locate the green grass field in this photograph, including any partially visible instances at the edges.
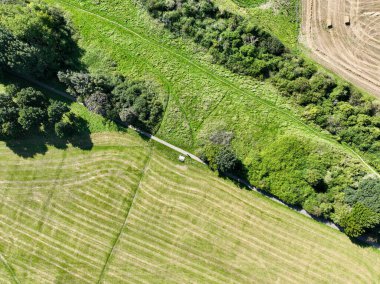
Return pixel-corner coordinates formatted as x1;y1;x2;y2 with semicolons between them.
1;1;380;282
41;0;378;181
0;119;379;283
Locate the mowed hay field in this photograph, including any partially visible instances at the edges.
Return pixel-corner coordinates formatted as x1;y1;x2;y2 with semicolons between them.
0;130;380;283
301;0;380;97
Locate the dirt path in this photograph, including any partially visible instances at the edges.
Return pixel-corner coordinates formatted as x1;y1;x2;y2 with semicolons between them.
301;0;380;98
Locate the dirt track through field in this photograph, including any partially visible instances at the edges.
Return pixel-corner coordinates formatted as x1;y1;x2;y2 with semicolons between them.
301;0;380;97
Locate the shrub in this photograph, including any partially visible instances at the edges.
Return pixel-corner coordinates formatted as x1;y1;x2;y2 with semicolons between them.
215;146;239;173
47;100;70;125
340;203;380;237
345;178;380;213
59;71;164;132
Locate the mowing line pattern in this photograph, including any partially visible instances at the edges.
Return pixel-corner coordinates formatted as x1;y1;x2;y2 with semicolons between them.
96;144;153;284
0;132;379;283
99;149;380;284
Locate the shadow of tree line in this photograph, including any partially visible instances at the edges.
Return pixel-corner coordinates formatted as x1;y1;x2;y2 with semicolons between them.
4;116;93;158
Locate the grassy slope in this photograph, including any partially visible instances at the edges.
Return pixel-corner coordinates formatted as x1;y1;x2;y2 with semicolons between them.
43;0;377;182
0;97;379;282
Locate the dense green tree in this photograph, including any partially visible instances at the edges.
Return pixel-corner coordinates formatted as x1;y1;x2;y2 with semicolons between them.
47;100;70;125
54;115;78;138
0;1;80;77
15;87;48;108
84;91;111;116
59;71;164;132
340;203;380;237
18;107;46;132
345;178;380;213
215;146;238;173
14;87;48;132
57;71;114;98
0;94;19;137
0;86;72;138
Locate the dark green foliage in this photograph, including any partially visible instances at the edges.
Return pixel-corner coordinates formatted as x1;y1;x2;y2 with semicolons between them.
54;113;80;139
345;178;380;213
84;91;111;116
0;26;38;75
15;87;48;132
58;71;164;132
18;106;47;132
0;94;19;137
47;100;70;125
273;54;379;154
143;0;285;78
199;128;241;174
0;86;71;138
57;71;114;98
215;146;239;173
16;87;48;108
0;1;81;78
340;203;380;238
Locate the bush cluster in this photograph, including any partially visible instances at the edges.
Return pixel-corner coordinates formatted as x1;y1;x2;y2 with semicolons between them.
144;0;285;78
0;86;77;139
273;56;380;154
342;178;380;237
199;129;239;174
58;71;164;132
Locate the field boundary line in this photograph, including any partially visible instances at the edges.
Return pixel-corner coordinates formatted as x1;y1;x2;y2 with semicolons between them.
96;144;154;284
0;253;20;284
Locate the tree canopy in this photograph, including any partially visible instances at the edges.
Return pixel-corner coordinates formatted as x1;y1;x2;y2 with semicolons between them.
0;1;81;78
58;71;164;132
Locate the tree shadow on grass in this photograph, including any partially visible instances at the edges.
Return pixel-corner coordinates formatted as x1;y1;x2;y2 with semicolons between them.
4;118;93;158
350;236;380;249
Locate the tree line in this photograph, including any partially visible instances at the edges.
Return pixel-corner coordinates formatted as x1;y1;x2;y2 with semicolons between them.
142;0;380;239
58;71;164;132
142;0;379;162
0;1;164;136
0;86;81;139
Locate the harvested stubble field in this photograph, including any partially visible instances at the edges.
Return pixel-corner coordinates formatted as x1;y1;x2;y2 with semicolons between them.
301;0;380;97
0;129;380;283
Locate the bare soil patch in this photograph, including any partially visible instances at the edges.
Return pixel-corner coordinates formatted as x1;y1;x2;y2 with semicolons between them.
301;0;380;98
